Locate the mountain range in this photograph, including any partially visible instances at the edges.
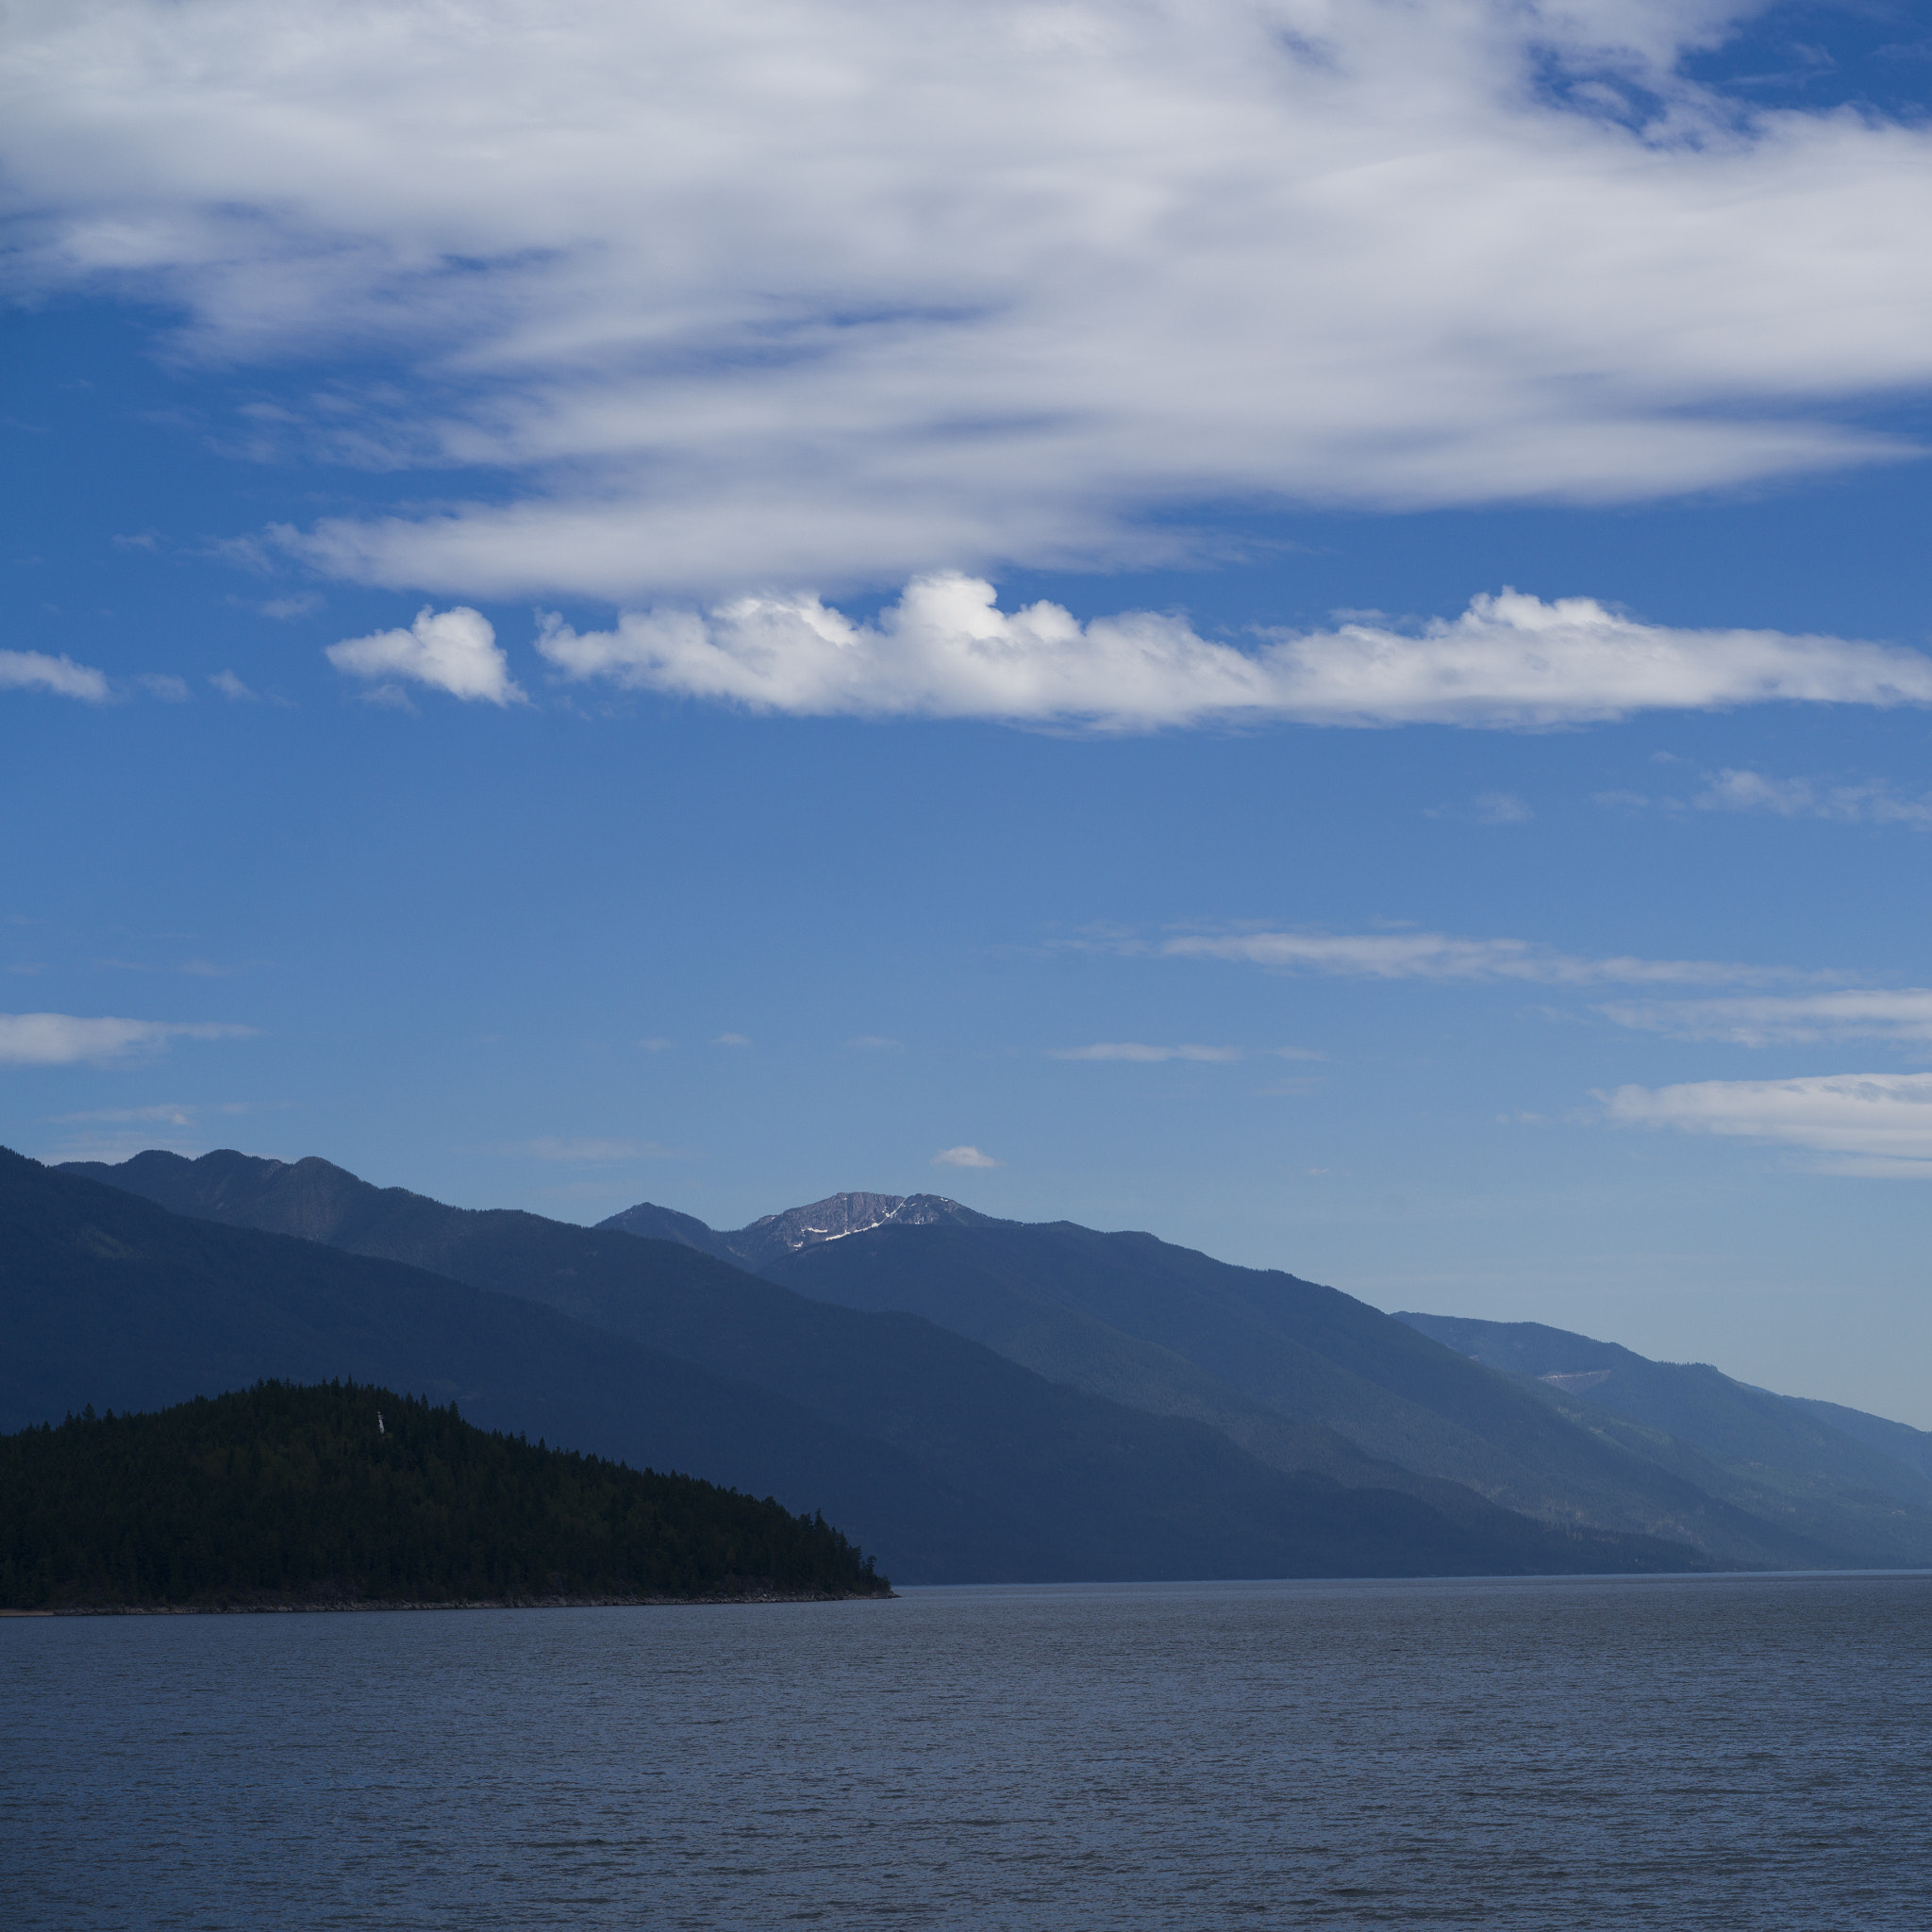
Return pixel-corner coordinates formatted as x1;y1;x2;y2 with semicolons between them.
24;1149;1932;1579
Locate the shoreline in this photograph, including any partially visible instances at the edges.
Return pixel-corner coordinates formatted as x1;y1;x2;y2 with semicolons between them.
2;1588;897;1617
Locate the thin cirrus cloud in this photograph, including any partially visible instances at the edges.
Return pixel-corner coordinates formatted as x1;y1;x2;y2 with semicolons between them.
1;649;110;703
1599;769;1932;824
8;3;1932;604
533;580;1932;732
1600;1074;1932;1176
1695;770;1932;825
0;1013;255;1065
325;608;525;706
1597;991;1932;1047
933;1145;1003;1169
1161;929;1805;988
1048;1043;1245;1063
510;1137;675;1162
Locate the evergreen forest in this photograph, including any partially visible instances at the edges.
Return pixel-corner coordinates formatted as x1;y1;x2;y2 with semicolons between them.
0;1380;891;1610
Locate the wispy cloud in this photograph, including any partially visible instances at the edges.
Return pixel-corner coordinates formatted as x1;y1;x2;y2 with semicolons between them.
534;581;1932;731
1600;1073;1932;1174
933;1145;1002;1169
0;1014;256;1065
711;1032;752;1048
1425;792;1534;824
1597;767;1932;824
1162;929;1802;988
1598;991;1932;1046
1047;1042;1244;1062
326;608;525;706
509;1137;676;1162
1695;769;1932;824
16;3;1932;602
1;649;110;703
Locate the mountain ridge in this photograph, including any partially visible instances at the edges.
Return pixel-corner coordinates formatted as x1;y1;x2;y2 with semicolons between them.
45;1149;1697;1581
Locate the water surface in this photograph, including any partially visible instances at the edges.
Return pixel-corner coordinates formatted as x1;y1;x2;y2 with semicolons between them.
7;1573;1929;1927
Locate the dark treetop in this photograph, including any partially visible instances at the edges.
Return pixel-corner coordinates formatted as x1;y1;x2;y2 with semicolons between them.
0;1380;891;1611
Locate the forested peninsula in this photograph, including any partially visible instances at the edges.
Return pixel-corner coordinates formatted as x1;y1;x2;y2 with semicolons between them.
0;1381;892;1611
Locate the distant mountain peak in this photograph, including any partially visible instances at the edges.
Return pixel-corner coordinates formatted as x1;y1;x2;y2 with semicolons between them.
740;1191;975;1255
597;1188;988;1270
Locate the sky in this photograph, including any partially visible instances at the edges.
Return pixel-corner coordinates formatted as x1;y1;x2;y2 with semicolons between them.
7;0;1932;1423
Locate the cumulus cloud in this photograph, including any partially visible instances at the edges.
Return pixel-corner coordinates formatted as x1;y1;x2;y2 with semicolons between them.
0;1013;255;1065
535;577;1932;730
325;607;525;705
1163;928;1800;987
8;3;1932;600
1598;991;1932;1046
1601;1073;1932;1174
1;649;110;702
1047;1042;1244;1062
933;1145;1003;1169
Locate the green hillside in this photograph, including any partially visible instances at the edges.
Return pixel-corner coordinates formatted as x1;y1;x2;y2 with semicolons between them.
1;1380;890;1611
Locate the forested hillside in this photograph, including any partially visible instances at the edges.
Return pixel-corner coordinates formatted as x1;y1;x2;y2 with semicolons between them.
0;1381;891;1610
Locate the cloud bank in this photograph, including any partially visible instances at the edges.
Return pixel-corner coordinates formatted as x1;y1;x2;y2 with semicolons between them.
1602;1074;1932;1174
0;1013;254;1065
7;2;1932;598
536;578;1932;730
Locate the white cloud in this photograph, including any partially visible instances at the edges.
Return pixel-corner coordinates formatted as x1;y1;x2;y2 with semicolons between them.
636;1036;673;1052
1047;1042;1244;1061
535;577;1932;731
1163;928;1800;986
138;673;191;701
0;1013;255;1065
933;1144;1003;1168
1600;1073;1932;1174
1694;769;1932;824
8;4;1932;600
325;607;525;705
1598;991;1932;1046
511;1137;674;1162
711;1032;752;1048
209;669;256;700
1;649;110;702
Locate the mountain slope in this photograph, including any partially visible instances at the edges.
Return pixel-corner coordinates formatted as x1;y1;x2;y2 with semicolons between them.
58;1149;1704;1580
3;1150;1020;1581
1395;1310;1932;1566
752;1210;1871;1563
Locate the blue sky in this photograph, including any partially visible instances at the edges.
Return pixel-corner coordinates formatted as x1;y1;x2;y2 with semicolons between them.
8;0;1932;1421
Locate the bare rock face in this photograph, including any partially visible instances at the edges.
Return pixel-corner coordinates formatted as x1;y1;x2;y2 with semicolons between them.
723;1192;984;1272
597;1189;991;1272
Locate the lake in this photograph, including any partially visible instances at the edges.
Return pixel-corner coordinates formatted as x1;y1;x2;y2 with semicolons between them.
6;1573;1929;1928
